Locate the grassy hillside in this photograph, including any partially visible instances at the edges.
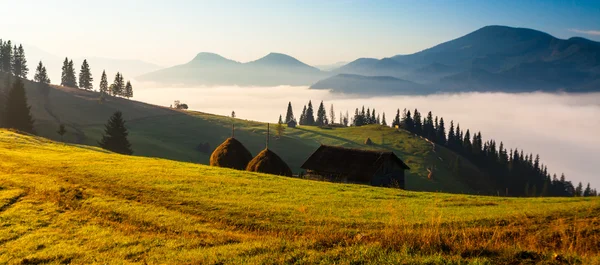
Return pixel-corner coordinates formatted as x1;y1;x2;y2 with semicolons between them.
0;130;598;264
0;75;487;194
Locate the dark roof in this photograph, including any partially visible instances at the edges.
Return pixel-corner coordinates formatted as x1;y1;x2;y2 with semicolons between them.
301;145;410;177
287;120;297;125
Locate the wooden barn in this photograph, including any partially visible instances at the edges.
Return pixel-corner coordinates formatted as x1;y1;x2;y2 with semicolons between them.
301;145;410;188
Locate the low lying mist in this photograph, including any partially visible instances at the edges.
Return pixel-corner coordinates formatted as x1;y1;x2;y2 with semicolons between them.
134;85;600;188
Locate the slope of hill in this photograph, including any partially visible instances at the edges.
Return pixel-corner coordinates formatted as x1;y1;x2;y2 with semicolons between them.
310;74;431;95
330;25;600;94
1;130;598;264
137;52;328;86
0;75;488;194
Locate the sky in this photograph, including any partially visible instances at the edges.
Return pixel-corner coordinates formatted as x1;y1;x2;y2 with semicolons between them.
1;0;600;67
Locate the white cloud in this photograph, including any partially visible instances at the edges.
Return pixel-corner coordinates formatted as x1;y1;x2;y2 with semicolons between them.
569;29;600;36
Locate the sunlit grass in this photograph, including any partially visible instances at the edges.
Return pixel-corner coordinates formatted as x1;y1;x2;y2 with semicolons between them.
0;129;599;264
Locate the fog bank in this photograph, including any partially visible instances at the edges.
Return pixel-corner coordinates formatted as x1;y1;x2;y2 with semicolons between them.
134;86;600;189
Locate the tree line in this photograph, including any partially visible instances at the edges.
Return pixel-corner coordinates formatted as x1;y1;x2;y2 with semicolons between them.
0;38;133;99
393;108;596;197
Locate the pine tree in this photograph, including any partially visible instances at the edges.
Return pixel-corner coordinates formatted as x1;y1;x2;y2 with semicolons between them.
382;112;387;126
0;40;13;73
316;101;327;126
393;109;400;127
99;70;108;95
575;182;583;197
78;59;93;90
34;61;51;84
4;79;34;133
437;117;446;145
285;102;294;123
583;183;592;197
413;109;422;135
61;58;77;87
278;114;283;124
305;100;315;125
111;72;125;96
124;81;133;99
11;44;28;78
98;111;133;155
329;104;335;125
299;105;307;125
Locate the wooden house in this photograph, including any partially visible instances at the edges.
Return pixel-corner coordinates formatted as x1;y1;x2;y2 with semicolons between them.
301;145;410;188
287;120;297;128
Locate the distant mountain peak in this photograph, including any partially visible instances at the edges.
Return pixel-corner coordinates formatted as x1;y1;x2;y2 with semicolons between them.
192;52;232;62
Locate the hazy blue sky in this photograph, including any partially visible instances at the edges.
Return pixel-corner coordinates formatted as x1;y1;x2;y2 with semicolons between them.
2;0;599;66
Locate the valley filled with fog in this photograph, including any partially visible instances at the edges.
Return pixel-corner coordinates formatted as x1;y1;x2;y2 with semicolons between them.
134;85;600;188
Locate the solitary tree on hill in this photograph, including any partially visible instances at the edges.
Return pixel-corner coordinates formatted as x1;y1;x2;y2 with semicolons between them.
285;102;294;123
34;61;51;84
4;79;35;134
98;111;133;155
78;59;93;90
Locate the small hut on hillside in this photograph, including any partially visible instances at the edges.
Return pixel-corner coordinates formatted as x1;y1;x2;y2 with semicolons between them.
210;138;253;170
301;145;410;188
287;120;297;128
246;148;293;177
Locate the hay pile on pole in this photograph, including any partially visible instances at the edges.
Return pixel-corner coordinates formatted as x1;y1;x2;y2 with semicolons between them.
365;137;373;145
210;125;253;170
246;148;293;177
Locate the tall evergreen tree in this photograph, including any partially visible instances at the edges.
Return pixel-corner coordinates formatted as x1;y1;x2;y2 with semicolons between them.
285;102;294;123
124;81;133;99
34;61;51;84
316;101;327;126
392;109;400;127
437;117;446;145
0;40;13;73
583;183;592;197
329;104;335;125
575;182;583;197
78;59;93;90
99;70;108;95
98;111;133;155
413;109;422;135
111;72;125;96
4;79;34;133
305;100;315;125
382;112;387;126
11;44;28;78
61;58;77;87
299;105;307;125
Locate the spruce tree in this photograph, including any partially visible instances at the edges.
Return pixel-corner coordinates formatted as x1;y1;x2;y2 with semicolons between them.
34;61;51;84
4;79;34;133
583;183;592;197
98;111;133;155
61;58;77;87
278;114;283;124
437;117;446;145
124;81;133;99
285;102;294;123
99;70;108;95
299;105;307;125
575;182;583;197
393;109;400;127
316;101;327;126
111;72;124;96
78;59;93;90
0;40;13;73
382;112;387;126
305;100;315;125
11;45;28;78
329;104;335;125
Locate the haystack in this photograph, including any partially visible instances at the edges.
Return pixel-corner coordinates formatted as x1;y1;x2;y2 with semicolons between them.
365;137;373;145
210;138;253;170
246;149;293;177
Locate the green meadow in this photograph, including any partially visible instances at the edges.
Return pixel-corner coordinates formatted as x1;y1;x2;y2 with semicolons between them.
1;130;598;264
